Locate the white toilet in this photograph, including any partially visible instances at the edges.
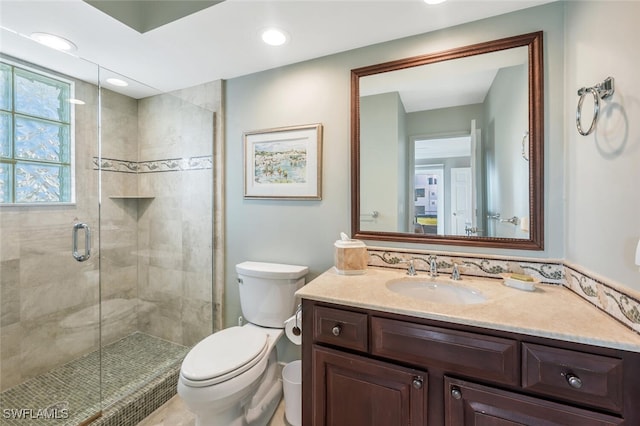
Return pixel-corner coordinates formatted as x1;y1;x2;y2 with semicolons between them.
178;261;308;426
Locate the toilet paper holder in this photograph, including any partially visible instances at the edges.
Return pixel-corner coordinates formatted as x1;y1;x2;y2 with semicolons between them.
291;304;302;336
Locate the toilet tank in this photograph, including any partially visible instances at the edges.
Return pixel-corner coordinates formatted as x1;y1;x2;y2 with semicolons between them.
236;261;309;328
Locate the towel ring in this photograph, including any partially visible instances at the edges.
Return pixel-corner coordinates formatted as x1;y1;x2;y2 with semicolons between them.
576;87;601;136
521;131;529;161
576;77;614;136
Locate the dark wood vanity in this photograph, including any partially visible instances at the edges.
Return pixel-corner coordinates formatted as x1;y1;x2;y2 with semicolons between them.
301;298;640;425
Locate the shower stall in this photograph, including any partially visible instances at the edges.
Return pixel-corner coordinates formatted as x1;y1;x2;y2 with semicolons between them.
0;27;221;425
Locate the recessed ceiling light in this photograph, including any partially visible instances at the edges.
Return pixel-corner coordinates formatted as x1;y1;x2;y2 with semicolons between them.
68;98;86;105
424;0;447;4
30;32;77;52
106;78;129;87
261;28;288;46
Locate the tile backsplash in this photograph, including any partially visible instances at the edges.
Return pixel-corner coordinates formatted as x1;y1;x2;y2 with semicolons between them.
367;247;640;335
563;261;640;335
367;248;564;284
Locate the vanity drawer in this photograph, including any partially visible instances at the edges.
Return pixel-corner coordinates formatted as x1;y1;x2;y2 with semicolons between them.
522;342;624;413
313;306;368;352
371;317;519;386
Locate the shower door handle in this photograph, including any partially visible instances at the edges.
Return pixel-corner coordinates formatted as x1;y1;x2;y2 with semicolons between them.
72;223;91;262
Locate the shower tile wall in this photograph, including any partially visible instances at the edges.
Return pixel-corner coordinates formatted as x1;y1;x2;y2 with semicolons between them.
100;88;140;345
0;79;100;391
136;83;216;347
100;82;217;347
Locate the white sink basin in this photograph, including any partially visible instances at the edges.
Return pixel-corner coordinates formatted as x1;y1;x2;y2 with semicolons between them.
386;278;487;305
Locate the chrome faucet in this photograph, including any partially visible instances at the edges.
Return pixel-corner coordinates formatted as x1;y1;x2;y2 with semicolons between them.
451;263;461;280
429;255;438;278
401;259;417;276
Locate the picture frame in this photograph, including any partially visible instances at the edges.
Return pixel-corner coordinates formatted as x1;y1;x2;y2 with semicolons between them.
244;123;323;200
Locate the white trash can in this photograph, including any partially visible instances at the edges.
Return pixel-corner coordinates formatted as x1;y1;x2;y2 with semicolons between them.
282;360;302;426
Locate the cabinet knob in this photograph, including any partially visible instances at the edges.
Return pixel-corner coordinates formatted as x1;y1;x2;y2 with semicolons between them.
331;325;342;336
565;373;583;389
451;387;462;400
412;377;423;390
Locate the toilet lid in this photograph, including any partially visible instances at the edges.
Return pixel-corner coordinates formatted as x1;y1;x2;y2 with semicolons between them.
181;326;268;385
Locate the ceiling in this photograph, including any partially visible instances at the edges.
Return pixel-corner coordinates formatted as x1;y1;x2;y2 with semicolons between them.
84;1;225;34
0;0;553;99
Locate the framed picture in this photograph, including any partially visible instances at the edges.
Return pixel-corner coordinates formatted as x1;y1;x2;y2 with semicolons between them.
244;123;323;200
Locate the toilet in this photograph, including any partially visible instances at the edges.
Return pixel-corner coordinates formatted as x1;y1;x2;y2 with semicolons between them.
178;261;308;426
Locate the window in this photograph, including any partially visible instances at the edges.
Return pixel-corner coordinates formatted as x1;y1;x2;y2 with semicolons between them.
0;60;74;204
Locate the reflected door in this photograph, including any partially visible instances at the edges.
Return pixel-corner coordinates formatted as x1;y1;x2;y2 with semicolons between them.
450;167;472;235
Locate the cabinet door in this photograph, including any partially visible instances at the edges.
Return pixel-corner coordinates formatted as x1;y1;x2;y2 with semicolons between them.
312;345;427;426
444;377;623;426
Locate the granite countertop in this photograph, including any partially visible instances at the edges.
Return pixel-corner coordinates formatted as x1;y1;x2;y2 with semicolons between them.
296;266;640;353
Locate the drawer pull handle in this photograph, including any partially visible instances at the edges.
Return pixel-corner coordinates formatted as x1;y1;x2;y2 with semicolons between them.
565;373;583;389
412;377;423;390
451;387;462;400
332;325;342;336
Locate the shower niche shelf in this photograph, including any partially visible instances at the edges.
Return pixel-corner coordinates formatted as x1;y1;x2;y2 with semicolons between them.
108;195;155;200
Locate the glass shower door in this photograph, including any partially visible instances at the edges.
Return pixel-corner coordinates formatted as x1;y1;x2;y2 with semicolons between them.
1;24;218;424
0;28;103;424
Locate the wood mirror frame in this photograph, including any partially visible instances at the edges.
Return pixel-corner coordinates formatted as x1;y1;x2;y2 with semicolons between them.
351;31;544;250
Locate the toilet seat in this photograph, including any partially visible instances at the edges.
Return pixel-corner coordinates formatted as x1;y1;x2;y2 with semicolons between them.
180;326;269;388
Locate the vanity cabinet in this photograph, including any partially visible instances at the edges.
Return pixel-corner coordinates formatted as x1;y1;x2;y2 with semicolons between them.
301;299;640;425
312;346;427;425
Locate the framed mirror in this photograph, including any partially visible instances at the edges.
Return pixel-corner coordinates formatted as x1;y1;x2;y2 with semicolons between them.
351;31;543;250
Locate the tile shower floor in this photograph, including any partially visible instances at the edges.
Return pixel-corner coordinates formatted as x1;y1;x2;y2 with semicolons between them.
0;332;189;426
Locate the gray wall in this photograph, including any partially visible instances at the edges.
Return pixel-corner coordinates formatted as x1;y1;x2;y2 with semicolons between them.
224;57;350;329
360;92;406;232
483;65;529;239
224;1;566;339
565;1;640;294
407;103;484;137
396;94;409;233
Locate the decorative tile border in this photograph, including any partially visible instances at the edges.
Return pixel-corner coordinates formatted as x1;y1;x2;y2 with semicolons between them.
93;156;213;173
367;248;564;285
564;263;640;335
366;247;640;335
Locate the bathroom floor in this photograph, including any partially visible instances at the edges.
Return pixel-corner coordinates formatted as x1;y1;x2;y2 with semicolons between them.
0;332;189;426
138;394;291;426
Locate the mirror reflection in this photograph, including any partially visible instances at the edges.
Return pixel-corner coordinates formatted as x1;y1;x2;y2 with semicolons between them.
352;32;543;250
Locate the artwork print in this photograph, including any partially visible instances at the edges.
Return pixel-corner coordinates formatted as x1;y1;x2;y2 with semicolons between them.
253;139;307;184
244;124;322;200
